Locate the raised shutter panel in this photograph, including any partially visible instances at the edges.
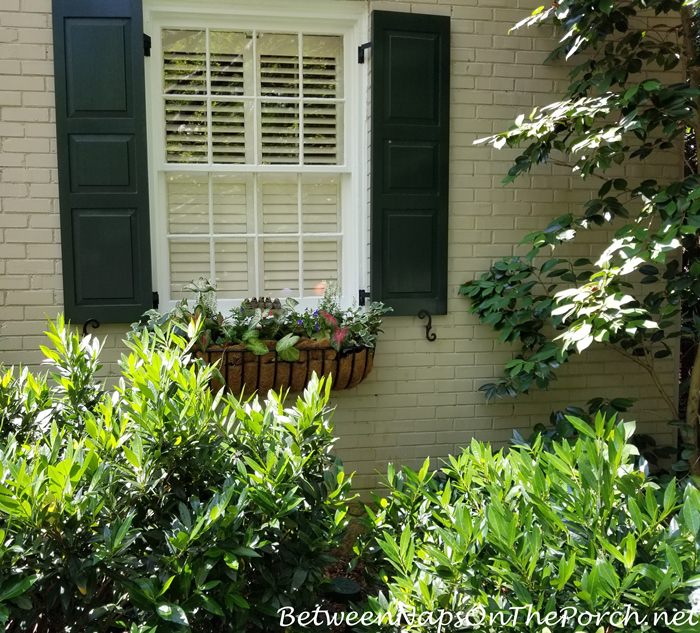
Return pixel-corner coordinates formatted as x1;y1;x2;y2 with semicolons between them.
52;0;152;323
370;11;450;316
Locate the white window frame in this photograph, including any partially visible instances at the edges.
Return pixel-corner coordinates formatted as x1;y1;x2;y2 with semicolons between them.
143;0;368;311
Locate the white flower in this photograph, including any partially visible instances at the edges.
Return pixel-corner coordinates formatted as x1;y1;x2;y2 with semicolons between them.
689;588;700;615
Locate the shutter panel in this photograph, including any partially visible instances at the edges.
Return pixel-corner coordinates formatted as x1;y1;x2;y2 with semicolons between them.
370;11;450;316
52;0;152;323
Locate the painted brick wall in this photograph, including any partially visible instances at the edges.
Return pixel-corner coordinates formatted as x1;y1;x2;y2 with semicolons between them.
0;0;682;493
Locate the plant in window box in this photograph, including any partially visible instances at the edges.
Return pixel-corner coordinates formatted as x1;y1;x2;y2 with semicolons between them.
134;279;391;395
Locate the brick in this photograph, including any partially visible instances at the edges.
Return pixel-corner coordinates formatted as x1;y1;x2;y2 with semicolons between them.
0;275;29;290
18;27;52;44
20;0;51;12
0;42;47;59
0;122;25;137
26;243;61;258
0;214;28;228
5;290;53;306
5;228;54;243
2;168;51;183
0;154;26;167
0;91;21;106
2;106;49;122
0;28;18;43
20;60;53;75
22;91;54;107
23;123;55;138
0;12;48;27
6;259;53;274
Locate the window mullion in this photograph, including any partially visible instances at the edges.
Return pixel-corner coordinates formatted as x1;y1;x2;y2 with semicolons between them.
251;29;259;166
252;173;261;297
205;28;213;164
297;173;303;300
298;32;304;167
208;172;216;285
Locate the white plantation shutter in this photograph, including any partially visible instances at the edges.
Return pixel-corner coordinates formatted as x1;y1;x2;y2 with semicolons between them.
304;102;339;164
302;36;341;165
301;176;339;233
260;101;299;163
162;31;208;163
210;31;247;96
165;99;208;162
158;26;347;304
303;239;339;295
261;177;298;233
212;174;250;234
167;173;208;234
162;30;206;94
263;239;299;295
215;240;255;296
169;241;210;299
212;100;247;163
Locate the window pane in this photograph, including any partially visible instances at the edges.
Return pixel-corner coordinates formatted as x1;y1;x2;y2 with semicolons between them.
165;99;208;162
213;174;251;234
302;35;342;99
167;173;209;234
260;101;299;164
162;30;206;95
301;176;339;233
215;240;255;297
210;31;250;96
303;239;339;296
170;241;210;299
262;239;299;295
212;100;249;163
260;176;298;233
303;102;341;164
257;33;299;97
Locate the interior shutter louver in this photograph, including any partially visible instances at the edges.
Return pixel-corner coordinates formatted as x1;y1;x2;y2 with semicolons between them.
52;0;153;323
370;11;450;316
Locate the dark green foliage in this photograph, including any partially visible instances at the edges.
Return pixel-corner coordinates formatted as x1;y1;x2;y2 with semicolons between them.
0;317;351;632
361;415;700;632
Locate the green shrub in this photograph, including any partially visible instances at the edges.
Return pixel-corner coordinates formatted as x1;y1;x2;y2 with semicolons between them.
0;317;351;632
362;415;700;632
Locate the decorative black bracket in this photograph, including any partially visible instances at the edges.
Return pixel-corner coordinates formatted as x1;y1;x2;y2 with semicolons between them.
358;288;370;306
82;319;100;336
358;41;371;64
144;33;151;57
417;310;436;342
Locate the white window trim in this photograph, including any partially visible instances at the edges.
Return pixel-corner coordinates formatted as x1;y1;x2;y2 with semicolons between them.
143;0;368;311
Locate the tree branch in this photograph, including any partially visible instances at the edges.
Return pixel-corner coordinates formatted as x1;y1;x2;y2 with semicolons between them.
606;343;678;420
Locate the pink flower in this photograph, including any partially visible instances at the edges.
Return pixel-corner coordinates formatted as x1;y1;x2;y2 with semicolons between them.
319;310;338;327
332;327;349;348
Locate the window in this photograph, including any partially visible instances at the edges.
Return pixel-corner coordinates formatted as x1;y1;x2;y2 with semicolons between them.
52;1;449;323
146;3;366;309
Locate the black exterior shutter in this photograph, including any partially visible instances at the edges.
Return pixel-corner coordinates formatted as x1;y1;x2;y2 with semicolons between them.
52;0;152;323
370;11;450;316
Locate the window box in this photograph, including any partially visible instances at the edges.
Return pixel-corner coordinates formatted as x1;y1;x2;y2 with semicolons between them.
198;338;373;395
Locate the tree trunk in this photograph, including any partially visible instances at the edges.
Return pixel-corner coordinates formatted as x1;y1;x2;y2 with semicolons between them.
681;7;700;473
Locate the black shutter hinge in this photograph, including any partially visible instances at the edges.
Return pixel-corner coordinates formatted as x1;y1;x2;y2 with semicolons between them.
418;310;437;342
152;291;159;309
358;42;371;64
82;319;100;336
144;33;151;57
359;289;370;306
